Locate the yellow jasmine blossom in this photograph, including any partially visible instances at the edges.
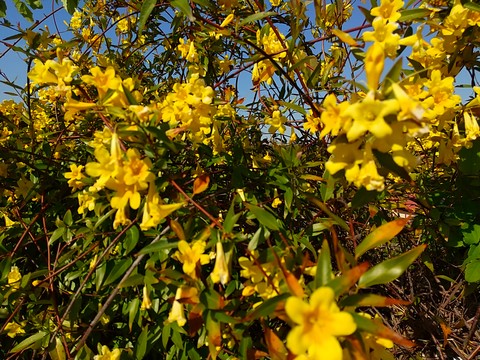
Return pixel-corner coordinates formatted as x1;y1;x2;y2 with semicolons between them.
211;242;230;285
319;94;350;138
140;182;184;230
364;43;385;90
363;18;400;58
272;197;282;208
265;109;287;134
285;286;356;359
220;13;235;27
173;240;211;279
343;92;399;141
270;0;281;6
64;164;86;191
167;300;187;326
4;321;26;338
93;345;122;360
464;112;480;143
370;0;403;22
8;265;22;291
141;286;152;310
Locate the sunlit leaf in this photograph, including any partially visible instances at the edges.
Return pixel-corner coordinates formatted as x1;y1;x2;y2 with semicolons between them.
138;0;158;34
355;218;409;259
10;330;47;353
193;174;210;195
358;245;426;288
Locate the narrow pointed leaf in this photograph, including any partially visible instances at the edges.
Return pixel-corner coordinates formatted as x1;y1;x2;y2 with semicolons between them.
340;293;411;307
138;0;157;34
355;218;409;259
358;245;426;288
246;204;281;231
327;262;369;296
352;313;416;348
10;331;47;353
314;239;333;288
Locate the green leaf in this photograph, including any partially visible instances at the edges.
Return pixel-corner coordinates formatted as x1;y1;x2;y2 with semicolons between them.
61;0;78;14
279;100;307;116
49;337;66;360
243;293;290;321
93;208;115;230
49;227;66;245
307;197;349;231
355;218;408;259
465;2;480;12
138;0;157;34
0;0;7;18
358;245;426;288
340;293;411;307
223;201;241;233
352;313;415;347
10;330;47;353
120;273;144;288
314;240;332;288
465;261;480;282
122;84;138;105
136;325;148;359
246;204;282;231
171;0;194;21
0;257;12;281
137;239;178;255
63;210;73;227
238;11;277;26
373;150;411;181
12;0;33;22
327;262;369;296
124;226;140;255
351;187;379;208
398;8;430;22
128;298;140;332
319;170;335;202
103;258;133;286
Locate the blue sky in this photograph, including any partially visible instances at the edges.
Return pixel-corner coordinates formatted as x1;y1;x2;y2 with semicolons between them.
0;0;476;103
0;0;71;101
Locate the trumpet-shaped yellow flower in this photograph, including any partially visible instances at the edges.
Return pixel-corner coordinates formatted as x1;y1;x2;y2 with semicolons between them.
140;182;184;230
211;242;230;285
363;18;400;58
64;164;86;191
285;286;356;359
265;109;287;134
370;0;403;22
93;345;122;360
319;94;350;138
343;92;399;141
173;240;210;279
140;286;152;310
364;43;385;90
167;286;199;327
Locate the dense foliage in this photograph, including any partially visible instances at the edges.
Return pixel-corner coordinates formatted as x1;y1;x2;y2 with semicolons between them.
0;0;479;358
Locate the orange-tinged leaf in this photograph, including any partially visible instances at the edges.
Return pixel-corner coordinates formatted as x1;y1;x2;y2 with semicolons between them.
264;325;287;360
352;313;416;348
283;270;304;297
340;293;411;307
355;218;409;259
331;28;358;46
327;262;369;296
170;219;186;240
358;245;426;288
193;174;210;195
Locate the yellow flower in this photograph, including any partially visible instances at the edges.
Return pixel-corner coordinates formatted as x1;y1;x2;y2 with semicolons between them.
4;321;26;338
370;0;403;22
8;265;22;291
272;197;282;208
364;43;385;90
220;13;235;28
285;286;356;359
319;94;350;138
343;92;398;141
173;240;211;279
140;182;184;230
167;300;186;326
93;345;122;360
82;66;122;100
363;18;400;58
265;109;287;134
211;242;230;285
64;164;86;191
140;286;152;310
270;0;281;6
464;112;480;143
